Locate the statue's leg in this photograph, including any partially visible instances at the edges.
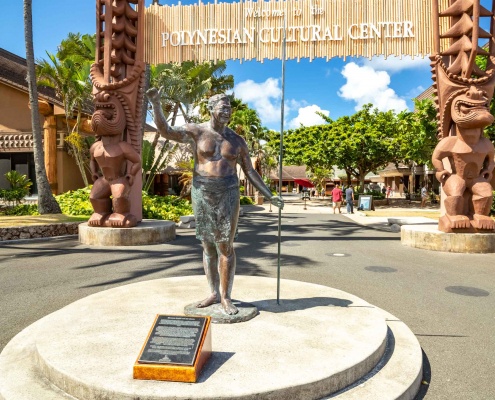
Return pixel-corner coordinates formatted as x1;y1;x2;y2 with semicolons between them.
108;179;136;227
196;240;220;308
216;241;238;315
88;178;112;226
442;175;470;229
471;181;495;230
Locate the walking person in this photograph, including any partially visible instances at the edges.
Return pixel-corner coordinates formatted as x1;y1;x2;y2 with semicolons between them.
421;185;428;208
345;185;355;214
331;184;343;214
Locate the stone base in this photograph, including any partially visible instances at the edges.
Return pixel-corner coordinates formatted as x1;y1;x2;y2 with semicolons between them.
79;220;176;246
401;224;495;253
0;276;422;400
184;300;258;323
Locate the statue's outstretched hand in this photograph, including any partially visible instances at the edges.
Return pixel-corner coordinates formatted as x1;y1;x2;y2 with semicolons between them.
270;195;284;209
146;87;163;104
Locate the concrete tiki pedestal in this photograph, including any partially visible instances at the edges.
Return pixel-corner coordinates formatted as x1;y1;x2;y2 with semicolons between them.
79;220;176;246
401;224;495;253
0;276;423;400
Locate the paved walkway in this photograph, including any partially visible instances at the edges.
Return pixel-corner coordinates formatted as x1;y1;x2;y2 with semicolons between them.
251;194;438;232
1;195;494;399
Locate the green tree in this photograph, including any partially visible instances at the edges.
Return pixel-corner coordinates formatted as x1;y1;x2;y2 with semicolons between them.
23;0;61;214
395;99;438;167
151;60;234;124
267;124;335;182
329;104;398;191
229;106;263;155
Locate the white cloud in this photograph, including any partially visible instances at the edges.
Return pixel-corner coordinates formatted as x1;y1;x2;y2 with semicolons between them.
288;105;329;128
234;78;282;123
338;62;409;113
362;55;430;74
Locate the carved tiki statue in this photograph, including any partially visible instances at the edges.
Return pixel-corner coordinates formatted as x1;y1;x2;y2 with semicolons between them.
431;0;495;232
89;0;145;228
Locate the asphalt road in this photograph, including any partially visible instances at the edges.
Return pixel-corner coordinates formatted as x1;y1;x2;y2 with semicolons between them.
0;202;494;399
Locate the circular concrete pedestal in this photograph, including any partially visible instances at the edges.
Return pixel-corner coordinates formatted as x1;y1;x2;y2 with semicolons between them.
79;220;176;246
0;277;422;400
401;224;495;253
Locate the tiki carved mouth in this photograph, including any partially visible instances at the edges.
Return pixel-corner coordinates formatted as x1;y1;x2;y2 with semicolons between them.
452;87;494;128
91;91;126;135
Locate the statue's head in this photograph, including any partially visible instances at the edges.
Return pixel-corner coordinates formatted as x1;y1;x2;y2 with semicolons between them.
451;86;494;129
91;91;127;136
207;94;232;124
207;94;231;112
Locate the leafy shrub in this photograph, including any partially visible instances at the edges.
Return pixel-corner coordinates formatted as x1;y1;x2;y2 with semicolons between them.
142;192;193;222
0;171;33;206
239;185;245;195
56;186;94;216
55;186;194;222
240;196;255;205
2;204;39;216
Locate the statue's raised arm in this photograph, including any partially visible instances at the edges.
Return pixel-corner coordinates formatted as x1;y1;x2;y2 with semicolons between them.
147;87;193;144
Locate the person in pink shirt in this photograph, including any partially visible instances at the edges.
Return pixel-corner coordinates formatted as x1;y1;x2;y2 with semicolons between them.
331;184;343;214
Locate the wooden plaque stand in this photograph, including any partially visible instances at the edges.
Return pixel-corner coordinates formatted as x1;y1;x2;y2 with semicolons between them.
133;315;212;383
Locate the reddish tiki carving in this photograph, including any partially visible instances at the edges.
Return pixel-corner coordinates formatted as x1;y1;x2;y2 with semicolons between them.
430;0;495;233
89;0;145;228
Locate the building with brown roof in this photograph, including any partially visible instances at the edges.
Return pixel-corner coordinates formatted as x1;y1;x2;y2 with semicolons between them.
0;48;92;194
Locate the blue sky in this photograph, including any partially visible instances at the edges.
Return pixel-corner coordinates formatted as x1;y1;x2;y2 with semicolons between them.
1;0;491;130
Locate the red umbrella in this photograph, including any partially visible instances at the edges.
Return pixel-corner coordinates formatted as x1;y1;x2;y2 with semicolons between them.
294;178;314;188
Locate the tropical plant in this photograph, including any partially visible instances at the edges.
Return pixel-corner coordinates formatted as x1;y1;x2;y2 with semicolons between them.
55;186;94;216
141;139;179;193
229;106;263;155
177;158;194;198
240;196;255;205
151;60;234;124
0;171;33;206
142;192;193;222
23;0;61;214
36;34;95;186
1;204;39;216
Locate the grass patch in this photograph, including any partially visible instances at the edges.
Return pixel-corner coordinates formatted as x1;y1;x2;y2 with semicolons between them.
0;214;88;228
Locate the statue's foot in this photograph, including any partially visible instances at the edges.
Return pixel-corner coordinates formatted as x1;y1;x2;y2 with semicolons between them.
106;213;137;228
88;212;110;227
472;214;495;230
446;215;471;229
221;298;239;315
196;293;219;308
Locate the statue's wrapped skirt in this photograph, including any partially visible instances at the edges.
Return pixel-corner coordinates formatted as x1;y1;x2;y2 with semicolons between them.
192;175;240;243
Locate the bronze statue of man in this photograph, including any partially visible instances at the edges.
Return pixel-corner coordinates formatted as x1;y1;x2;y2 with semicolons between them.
147;88;284;315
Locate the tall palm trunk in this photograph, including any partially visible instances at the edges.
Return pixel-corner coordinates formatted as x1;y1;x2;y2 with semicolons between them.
23;0;61;214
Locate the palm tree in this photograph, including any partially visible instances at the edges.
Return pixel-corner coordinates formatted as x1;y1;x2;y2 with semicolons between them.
152;60;234;124
23;0;61;214
37;50;93;185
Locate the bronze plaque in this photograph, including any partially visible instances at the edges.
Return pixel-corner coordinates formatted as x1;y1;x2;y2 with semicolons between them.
138;315;207;366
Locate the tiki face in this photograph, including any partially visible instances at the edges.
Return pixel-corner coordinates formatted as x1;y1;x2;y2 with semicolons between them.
451;86;494;130
91;91;127;137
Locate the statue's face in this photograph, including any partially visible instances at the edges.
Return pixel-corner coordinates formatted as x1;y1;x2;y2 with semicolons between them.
91;91;126;136
211;100;232;124
452;86;494;130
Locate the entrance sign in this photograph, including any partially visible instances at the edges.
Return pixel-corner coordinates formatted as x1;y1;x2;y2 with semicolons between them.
144;0;451;64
